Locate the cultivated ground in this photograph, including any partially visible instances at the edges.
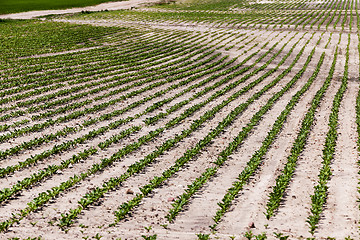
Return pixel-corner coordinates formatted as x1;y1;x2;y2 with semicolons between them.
0;0;359;239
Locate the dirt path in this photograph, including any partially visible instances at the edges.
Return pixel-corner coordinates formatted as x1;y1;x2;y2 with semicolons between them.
0;0;163;19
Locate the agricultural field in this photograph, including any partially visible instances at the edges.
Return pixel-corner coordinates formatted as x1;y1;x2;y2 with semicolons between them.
0;0;359;239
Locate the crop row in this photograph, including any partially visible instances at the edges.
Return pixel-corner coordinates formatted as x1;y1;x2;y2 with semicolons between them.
71;0;360;32
0;31;205;107
55;32;292;229
0;49;222;143
264;37;333;219
112;33;319;227
165;32;313;224
0;30;251;130
0;30;278;231
307;34;349;234
0;31;268;166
